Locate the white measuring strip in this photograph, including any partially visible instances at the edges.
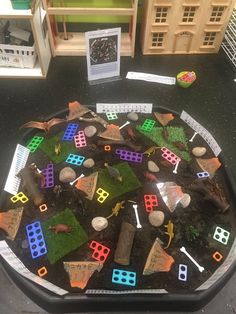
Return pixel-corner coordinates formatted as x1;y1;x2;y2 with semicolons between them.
86;289;168;295
0;241;68;296
4;144;30;195
96;103;153;113
180;111;222;157
126;72;176;85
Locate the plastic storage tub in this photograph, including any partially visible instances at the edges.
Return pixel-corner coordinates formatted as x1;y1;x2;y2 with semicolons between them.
0;107;236;313
10;0;31;10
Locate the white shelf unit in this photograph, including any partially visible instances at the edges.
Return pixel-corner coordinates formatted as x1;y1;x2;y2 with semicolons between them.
42;0;138;58
0;0;51;78
222;9;236;68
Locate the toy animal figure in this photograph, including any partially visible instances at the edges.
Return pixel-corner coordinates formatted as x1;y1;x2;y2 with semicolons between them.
20;118;66;134
54;143;61;155
104;163;122;182
164;221;174;249
49;224;72;234
18;166;45;206
173;141;187;151
126;126;136;141
143;171;158;182
143;146;160;157
106;201;125;219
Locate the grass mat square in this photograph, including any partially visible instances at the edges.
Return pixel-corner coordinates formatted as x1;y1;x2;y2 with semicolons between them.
42;208;88;264
97;162;142;200
39;132;77;164
136;126;191;162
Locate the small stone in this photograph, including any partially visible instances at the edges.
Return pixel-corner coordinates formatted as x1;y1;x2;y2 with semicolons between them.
91;217;108;231
192;147;207;157
127;112;138;122
84;125;97;138
59;167;76;183
148;211;165;227
21;239;29;249
83;158;95;168
180;193;191;208
148;160;160;173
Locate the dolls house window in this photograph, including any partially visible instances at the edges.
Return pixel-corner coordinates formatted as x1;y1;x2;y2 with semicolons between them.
182;7;197;23
154;7;168;23
203;32;217;46
210;6;225;22
151;32;165;47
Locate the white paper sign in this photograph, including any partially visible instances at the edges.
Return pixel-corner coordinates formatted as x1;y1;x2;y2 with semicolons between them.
4;144;30;195
96;103;153;113
126;72;176;85
180;111;222;156
85;28;121;81
0;241;68;296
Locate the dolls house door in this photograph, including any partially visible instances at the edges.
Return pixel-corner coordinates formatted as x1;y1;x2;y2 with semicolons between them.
173;31;193;53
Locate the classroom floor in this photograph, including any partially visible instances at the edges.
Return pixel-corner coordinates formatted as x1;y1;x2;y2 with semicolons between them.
0;50;235;314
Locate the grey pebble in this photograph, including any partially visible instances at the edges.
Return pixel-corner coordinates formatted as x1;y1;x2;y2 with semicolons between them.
127;112;138;121
148;160;160;173
83;158;95;168
84;125;97;138
59;167;76;183
21;239;29;249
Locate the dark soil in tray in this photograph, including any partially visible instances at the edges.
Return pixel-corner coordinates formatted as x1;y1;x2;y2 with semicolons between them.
1;106;236;294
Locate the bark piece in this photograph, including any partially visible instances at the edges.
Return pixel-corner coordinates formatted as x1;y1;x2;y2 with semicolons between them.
114;222;136;266
190;181;229;213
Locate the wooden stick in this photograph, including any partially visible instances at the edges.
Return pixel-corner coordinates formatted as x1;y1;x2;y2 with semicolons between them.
114;222;135;266
60;0;68;40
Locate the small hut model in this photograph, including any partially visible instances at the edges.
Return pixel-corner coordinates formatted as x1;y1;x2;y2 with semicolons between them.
141;0;236;55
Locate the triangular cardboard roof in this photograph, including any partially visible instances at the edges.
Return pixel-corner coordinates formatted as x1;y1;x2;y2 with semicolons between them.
143;238;174;275
98;124;124;141
196;157;221;179
0;207;23;240
67;101;91;120
64;261;102;289
75;172;98;200
154;112;175;126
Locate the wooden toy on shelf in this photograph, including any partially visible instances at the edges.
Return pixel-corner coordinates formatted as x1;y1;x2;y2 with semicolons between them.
141;0;236;55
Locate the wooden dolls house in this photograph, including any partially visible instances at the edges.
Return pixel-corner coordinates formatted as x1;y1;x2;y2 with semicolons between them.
141;0;236;55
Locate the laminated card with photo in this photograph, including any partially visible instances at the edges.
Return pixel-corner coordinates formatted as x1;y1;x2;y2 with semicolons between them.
85;28;121;82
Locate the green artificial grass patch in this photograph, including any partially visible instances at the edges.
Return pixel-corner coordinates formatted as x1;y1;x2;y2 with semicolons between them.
39;132;77;163
97;162;142;200
42;208;88;264
136;126;191;162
